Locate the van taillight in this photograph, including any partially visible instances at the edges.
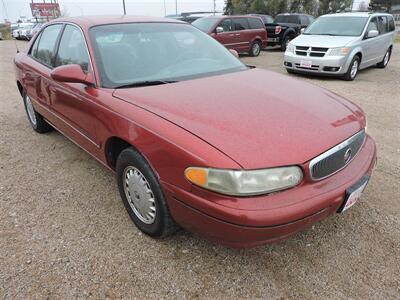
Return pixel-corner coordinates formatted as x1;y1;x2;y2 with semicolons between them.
275;26;282;35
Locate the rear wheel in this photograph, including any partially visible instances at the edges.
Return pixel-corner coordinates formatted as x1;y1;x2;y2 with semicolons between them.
343;56;360;81
23;91;52;133
377;48;391;68
249;41;261;57
116;147;178;237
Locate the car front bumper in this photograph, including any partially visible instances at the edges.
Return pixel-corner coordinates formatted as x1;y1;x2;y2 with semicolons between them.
284;51;351;75
162;135;377;248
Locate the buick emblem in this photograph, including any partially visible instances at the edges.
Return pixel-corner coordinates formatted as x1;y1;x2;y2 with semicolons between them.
344;148;352;164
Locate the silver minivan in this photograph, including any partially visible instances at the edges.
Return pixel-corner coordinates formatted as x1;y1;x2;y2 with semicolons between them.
284;12;396;80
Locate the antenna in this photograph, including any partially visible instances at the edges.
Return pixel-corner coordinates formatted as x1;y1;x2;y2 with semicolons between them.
1;0;19;53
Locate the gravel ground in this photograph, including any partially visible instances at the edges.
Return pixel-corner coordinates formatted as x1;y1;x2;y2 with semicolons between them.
0;40;399;299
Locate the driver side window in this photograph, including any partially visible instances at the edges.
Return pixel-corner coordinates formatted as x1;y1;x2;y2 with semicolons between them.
219;19;232;32
367;17;379;33
55;25;90;73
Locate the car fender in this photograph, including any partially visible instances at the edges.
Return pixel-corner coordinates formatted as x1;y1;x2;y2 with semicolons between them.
345;47;364;71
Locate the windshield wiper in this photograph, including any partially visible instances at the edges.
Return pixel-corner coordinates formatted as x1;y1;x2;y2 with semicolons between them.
115;80;177;89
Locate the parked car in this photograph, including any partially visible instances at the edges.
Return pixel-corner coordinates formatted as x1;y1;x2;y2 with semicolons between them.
12;23;34;40
14;16;376;248
265;13;314;51
192;15;267;56
167;12;222;23
284;12;396;80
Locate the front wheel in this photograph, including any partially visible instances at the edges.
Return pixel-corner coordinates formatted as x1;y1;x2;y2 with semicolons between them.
249;41;261;57
343;56;360;81
280;36;292;51
377;48;391;68
116;147;178;238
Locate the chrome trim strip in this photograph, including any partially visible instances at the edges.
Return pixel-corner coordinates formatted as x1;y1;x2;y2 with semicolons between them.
309;130;365;181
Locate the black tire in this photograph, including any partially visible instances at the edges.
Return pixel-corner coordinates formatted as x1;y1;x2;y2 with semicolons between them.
343;56;360;81
22;91;52;133
377;48;391;68
280;35;292;51
249;41;261;57
116;147;178;238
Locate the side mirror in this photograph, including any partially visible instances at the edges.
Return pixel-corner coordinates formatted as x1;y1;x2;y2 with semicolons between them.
229;49;239;58
300;28;305;34
367;29;379;38
216;26;224;34
50;64;94;86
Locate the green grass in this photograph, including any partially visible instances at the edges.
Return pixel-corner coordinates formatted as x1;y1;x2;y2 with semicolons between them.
0;27;11;40
395;35;400;44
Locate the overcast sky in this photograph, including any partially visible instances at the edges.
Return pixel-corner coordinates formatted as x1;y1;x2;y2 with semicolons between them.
1;0;225;23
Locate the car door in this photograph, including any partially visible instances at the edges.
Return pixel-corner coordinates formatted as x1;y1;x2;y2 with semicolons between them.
212;18;238;50
24;24;64;108
361;17;381;67
231;18;252;52
49;24;99;150
377;16;392;58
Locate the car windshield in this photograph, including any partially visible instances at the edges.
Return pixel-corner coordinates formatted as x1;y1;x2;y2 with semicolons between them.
192;17;218;32
90;23;246;88
304;16;368;37
275;15;299;23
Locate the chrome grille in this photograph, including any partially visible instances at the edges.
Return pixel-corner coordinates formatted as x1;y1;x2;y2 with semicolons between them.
310;130;365;181
296;46;329;57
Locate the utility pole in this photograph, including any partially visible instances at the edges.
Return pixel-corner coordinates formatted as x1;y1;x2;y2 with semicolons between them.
175;0;178;15
123;0;126;15
213;0;216;15
163;0;166;16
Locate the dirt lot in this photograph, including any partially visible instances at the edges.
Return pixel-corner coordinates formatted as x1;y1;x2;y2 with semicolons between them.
1;40;399;299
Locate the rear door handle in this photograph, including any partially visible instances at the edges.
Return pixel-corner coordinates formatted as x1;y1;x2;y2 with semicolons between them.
235;33;241;36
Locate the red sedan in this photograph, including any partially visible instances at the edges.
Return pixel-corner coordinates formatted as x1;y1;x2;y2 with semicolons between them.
14;16;376;248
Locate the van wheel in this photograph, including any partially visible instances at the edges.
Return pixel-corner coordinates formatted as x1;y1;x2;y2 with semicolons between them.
343;56;360;81
116;147;179;238
23;91;53;133
377;48;391;68
249;41;261;57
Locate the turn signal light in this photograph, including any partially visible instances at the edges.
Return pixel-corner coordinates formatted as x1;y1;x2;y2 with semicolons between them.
185;167;208;187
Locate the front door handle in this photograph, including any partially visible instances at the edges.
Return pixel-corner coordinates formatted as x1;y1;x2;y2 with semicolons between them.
235;33;241;36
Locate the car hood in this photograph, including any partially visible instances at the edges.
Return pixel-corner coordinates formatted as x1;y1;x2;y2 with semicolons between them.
292;34;359;48
113;69;365;169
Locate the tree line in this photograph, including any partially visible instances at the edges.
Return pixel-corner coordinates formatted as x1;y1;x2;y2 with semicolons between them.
224;0;395;17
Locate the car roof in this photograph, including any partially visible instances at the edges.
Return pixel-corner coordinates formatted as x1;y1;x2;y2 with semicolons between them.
51;15;185;28
321;12;392;18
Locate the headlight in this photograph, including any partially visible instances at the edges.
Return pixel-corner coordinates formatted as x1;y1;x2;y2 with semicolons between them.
184;166;303;196
329;47;350;56
286;43;295;54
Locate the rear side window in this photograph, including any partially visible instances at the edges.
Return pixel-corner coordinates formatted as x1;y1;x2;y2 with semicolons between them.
248;18;264;29
300;15;309;26
33;24;63;67
233;18;249;31
218;19;232;32
55;25;90;72
388;16;395;31
378;16;388;34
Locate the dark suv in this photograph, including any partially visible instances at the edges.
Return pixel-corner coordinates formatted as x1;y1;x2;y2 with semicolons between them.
193;16;267;56
253;13;314;51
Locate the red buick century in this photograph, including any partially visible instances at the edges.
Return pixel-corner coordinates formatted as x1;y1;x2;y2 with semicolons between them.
14;16;376;248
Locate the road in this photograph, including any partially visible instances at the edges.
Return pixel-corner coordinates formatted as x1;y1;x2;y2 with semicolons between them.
1;40;399;299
